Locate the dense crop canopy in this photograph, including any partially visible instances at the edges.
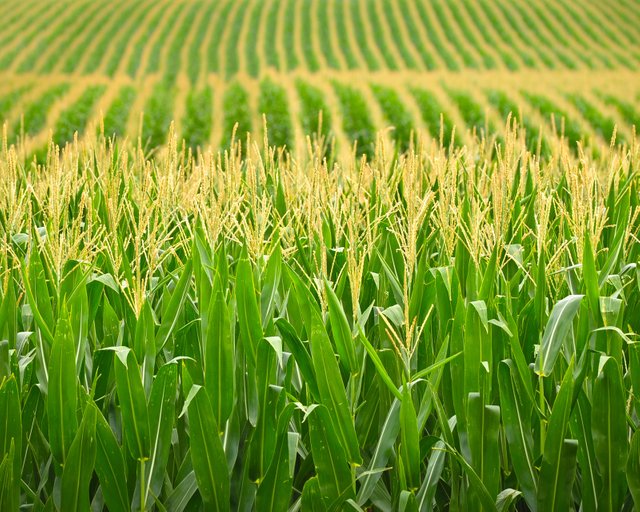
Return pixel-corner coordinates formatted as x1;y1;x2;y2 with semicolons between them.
0;127;639;510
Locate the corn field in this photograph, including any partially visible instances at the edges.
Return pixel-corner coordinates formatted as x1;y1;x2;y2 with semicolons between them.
2;0;640;511
0;127;638;510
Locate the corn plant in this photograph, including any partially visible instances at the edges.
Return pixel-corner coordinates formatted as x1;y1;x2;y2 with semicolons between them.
0;123;639;511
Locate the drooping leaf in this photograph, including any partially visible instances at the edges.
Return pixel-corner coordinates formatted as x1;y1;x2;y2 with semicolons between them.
94;405;129;512
308;405;355;511
61;402;97;512
534;295;583;376
187;386;229;511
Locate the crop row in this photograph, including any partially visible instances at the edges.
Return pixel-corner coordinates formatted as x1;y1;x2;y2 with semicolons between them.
1;78;637;156
0;123;639;511
1;0;639;77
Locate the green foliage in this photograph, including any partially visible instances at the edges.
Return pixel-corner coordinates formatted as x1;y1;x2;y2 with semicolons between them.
1;130;640;511
446;1;496;69
283;0;300;71
600;93;640;130
207;2;233;73
187;2;215;85
349;0;379;71
183;87;213;150
524;92;583;148
259;78;293;148
0;84;31;122
332;1;358;69
142;82;174;148
145;3;181;76
221;81;251;149
567;93;622;144
245;0;263;77
263;0;281;71
83;2;140;74
513;2;579;69
371;83;415;152
102;85;136;138
431;0;477;68
53;84;106;146
490;1;555;68
381;0;417;69
410;87;458;146
300;0;320;72
126;5;168;78
296;79;332;138
333;81;376;158
104;2;153;77
366;0;397;70
397;0;437;70
481;0;536;67
486;89;548;154
13;82;69;138
412;0;459;70
225;0;249;78
316;0;340;69
15;2;88;73
163;3;199;85
462;0;521;70
448;88;493;137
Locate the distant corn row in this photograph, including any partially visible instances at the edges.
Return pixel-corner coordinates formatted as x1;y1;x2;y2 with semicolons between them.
1;0;639;81
0;72;638;157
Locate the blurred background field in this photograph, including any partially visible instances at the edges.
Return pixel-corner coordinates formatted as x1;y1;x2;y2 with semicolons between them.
0;0;639;157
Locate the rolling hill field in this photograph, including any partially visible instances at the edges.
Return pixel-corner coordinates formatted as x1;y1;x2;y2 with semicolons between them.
0;0;639;155
1;2;640;512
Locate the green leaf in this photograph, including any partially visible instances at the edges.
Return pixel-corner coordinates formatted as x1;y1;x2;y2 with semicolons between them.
204;273;234;425
495;488;523;512
61;402;97;512
156;260;192;352
569;391;599;512
324;279;358;373
260;244;282;328
356;400;400;505
358;330;402;401
0;441;17;511
497;360;537;511
48;312;78;465
187;386;229;511
309;311;362;464
144;363;178;506
582;232;601;324
444;442;499;512
416;440;446;512
534;295;583;377
113;348;150;460
467;393;501;504
0;376;21;506
628;430;640;508
276;317;319;400
236;256;262;368
308;405;355;511
592;356;627;511
255;428;292;511
537;361;577;511
301;476;325;512
400;382;420;490
165;471;198;512
23;253;54;345
95;405;130;512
